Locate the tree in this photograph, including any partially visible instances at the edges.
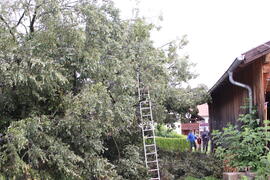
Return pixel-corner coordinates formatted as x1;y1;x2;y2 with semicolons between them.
0;0;208;178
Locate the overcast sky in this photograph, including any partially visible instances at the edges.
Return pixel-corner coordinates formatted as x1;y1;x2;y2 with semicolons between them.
113;0;270;88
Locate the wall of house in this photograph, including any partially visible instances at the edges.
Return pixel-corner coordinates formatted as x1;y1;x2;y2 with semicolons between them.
209;58;265;131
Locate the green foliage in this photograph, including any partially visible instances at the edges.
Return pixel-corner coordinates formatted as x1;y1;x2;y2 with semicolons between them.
115;145;149;180
212;111;270;173
158;150;223;179
256;152;270;179
156;137;189;152
154;124;189;152
0;0;208;178
162;85;210;123
155;124;186;138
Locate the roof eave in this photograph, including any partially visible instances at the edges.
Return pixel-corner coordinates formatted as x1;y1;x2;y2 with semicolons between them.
208;57;244;94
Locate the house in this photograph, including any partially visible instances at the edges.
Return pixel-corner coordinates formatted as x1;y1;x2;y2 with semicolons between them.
209;41;270;131
180;103;209;135
198;103;209;123
197;103;209;132
181;122;199;135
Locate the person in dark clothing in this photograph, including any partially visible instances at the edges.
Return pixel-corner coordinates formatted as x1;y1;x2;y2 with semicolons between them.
197;136;202;151
187;131;197;152
201;128;209;153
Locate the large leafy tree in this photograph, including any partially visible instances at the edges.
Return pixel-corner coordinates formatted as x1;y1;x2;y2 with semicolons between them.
0;0;208;179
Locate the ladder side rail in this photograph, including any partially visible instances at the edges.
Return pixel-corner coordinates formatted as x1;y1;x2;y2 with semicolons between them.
141;126;148;167
148;91;161;179
137;78;160;179
140;103;148;167
150;122;160;179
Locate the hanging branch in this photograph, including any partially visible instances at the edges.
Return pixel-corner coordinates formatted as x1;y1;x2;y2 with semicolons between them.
0;15;16;42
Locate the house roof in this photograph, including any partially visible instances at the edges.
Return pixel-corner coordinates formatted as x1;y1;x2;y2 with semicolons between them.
209;41;270;94
197;103;209;117
181;123;199;130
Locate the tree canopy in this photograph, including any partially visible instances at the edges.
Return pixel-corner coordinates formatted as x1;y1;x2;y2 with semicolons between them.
0;0;208;179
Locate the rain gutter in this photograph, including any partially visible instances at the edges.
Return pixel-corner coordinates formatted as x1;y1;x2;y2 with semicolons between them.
209;55;253;113
209;56;245;94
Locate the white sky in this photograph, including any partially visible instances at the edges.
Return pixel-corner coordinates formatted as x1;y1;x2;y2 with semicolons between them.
113;0;270;88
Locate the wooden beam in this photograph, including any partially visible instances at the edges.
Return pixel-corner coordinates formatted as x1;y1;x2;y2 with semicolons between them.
263;63;270;73
266;53;270;63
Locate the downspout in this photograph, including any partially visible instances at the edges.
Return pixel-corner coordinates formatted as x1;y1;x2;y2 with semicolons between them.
228;56;253;113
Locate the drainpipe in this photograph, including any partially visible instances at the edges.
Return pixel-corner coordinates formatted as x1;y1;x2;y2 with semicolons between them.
228;56;253;113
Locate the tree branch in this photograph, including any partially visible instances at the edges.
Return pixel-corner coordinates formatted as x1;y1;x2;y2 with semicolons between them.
102;78;116;104
108;90;116;104
30;7;37;33
15;11;25;28
0;15;16;42
30;3;42;33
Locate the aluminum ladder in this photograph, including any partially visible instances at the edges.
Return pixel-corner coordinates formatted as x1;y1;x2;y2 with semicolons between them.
138;85;161;180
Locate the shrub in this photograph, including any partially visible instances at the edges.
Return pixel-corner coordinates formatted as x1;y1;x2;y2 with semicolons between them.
155;137;189;152
212;112;270;172
115;145;149;180
167;131;186;138
158;150;223;179
155;124;186;138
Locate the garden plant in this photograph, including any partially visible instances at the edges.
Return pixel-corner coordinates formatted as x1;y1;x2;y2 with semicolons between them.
212;109;270;179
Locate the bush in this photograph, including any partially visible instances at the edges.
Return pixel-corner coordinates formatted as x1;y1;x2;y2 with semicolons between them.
212;112;270;172
158;150;223;179
155;124;186;138
115;145;149;180
155;137;189;152
167;131;187;138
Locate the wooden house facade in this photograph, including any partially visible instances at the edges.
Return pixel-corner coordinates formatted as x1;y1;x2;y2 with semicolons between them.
209;41;270;131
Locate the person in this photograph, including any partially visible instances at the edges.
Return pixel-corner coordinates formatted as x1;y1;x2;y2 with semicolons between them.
201;128;210;153
187;131;197;152
197;135;202;151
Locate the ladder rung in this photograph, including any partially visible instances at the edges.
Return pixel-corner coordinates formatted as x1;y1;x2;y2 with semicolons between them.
140;92;149;95
142;114;151;117
144;136;154;139
139;88;148;90
149;169;159;172
147;160;158;163
142;123;153;126
141;91;149;94
142;122;153;125
150;178;160;180
139;87;148;90
143;128;153;131
140;100;149;104
145;144;155;147
140;95;149;98
146;152;156;156
141;107;150;110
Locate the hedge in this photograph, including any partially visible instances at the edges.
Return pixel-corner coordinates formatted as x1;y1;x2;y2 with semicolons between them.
155;137;189;152
155;125;187;138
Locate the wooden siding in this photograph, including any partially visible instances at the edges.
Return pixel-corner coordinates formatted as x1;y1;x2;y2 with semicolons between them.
209;58;265;131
